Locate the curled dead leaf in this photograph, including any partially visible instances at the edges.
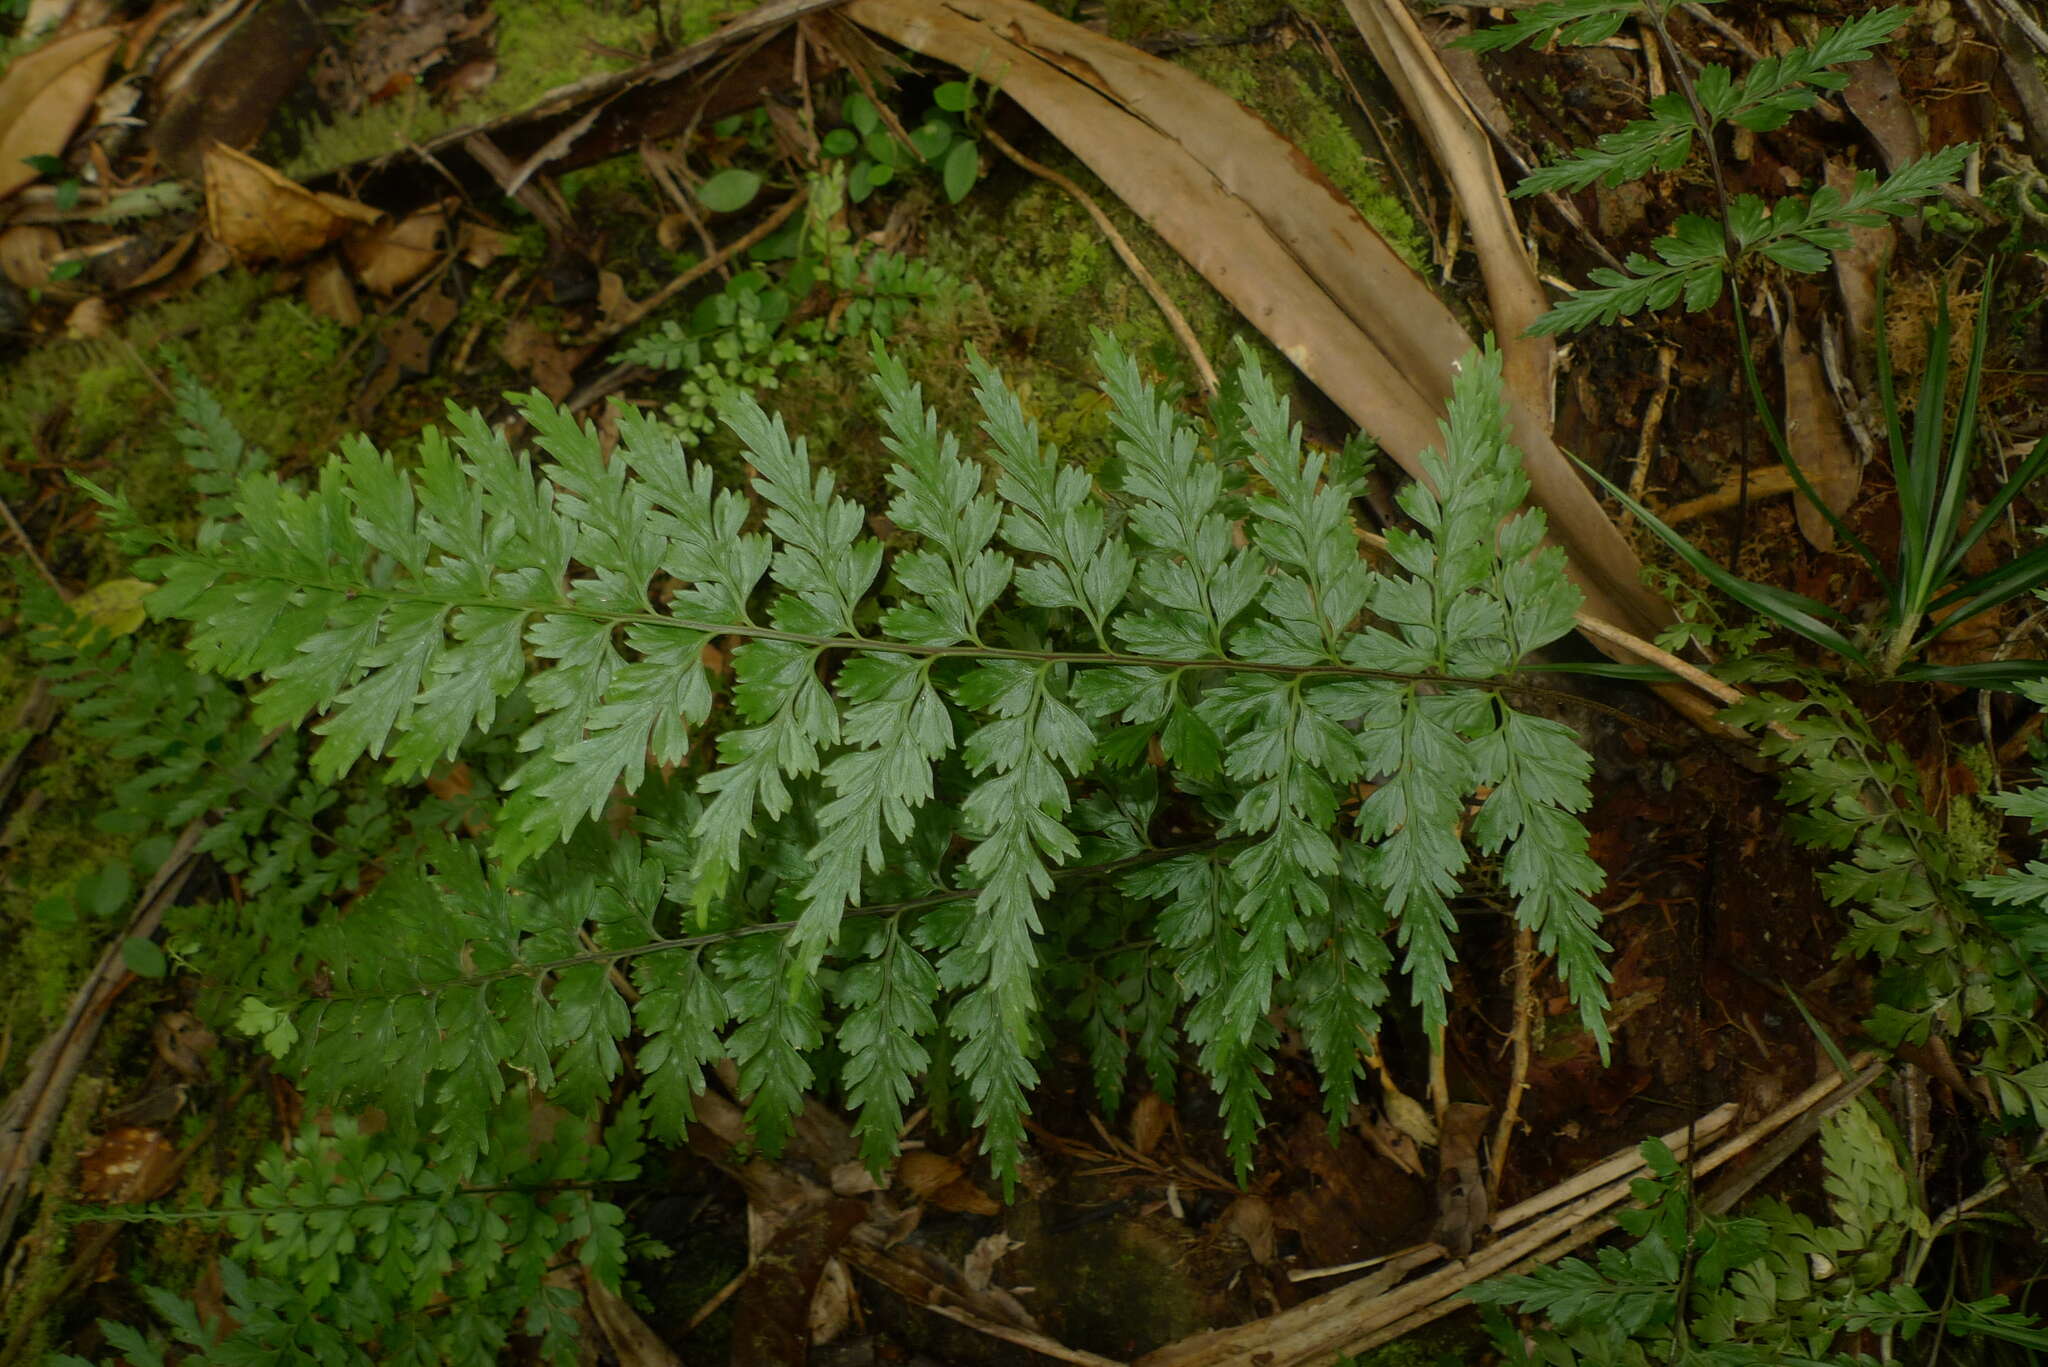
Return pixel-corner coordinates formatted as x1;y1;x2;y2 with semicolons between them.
304;253;362;327
344;206;446;295
203;142;381;264
152;1010;217;1078
1129;1090;1172;1156
1781;312;1862;552
0;26;122;202
962;1231;1024;1292
0;224;63;288
896;1149;964;1199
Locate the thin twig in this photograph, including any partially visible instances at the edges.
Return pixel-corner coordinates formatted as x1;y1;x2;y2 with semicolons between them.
0;488;65;601
583;189;808;346
984;125;1219;397
1661;464;1798;525
1486;926;1535;1209
1627;343;1677;502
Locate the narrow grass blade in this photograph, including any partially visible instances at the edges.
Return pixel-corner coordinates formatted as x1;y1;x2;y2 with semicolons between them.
1924;544;2048;636
1898;659;2048;690
1574;452;1871;666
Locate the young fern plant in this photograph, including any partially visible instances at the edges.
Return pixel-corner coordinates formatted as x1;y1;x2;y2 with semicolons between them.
1463;4;1968;338
1465;2;2045;688
94;336;1615;1184
1581;273;2048;689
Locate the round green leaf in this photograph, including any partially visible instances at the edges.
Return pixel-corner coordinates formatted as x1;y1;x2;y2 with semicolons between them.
942;139;980;204
864;130;905;168
849;162;876;203
822;128;858;157
910;120;953;163
933;81;972;113
121;936;168;979
845;92;878;136
696;169;763;213
868;163;895;188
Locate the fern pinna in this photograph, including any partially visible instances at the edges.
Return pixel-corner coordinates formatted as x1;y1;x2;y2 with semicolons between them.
95;336;1612;1184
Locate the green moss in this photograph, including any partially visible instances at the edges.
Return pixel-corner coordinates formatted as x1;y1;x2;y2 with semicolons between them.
1102;0;1350;42
0;269;353;1092
1178;44;1427;271
280;0;728;178
0;1073;104;1359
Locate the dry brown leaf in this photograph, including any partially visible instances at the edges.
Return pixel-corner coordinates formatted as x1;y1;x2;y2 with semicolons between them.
344;206;446;295
896;1149;965;1199
586;1268;682;1367
931;1176;1002;1216
1824;158;1894;386
77;1126;179;1203
843;0;1665;644
1219;1194;1278;1264
0;224;63;288
1781;312;1862;552
1129;1091;1172;1156
1342;0;1553;413
962;1231;1024;1292
1431;1100;1490;1258
204;142;381;264
305;254;363;326
0;26;122;203
63;296;114;338
456;220;514;268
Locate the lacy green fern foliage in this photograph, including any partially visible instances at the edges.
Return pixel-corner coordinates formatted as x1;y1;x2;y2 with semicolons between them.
106;336;1612;1182
1719;678;2048;1112
1464;5;1967;335
1470;1103;2048;1364
613;170;955;435
53;1110;638;1367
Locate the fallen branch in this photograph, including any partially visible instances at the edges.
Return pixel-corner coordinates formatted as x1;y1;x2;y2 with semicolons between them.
1138;1056;1880;1367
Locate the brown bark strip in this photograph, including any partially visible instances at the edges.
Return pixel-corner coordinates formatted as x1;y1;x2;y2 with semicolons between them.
842;0;1668;643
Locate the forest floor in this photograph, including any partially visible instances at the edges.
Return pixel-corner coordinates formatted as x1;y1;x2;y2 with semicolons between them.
2;0;2047;1363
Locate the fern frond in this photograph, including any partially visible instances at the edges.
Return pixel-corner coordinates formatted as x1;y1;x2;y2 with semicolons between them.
125;335;1612;1183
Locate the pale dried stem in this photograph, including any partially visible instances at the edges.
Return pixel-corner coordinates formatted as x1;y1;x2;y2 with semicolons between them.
1627;343;1676;502
0;491;64;600
1486;927;1535;1209
1661;463;1798;525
